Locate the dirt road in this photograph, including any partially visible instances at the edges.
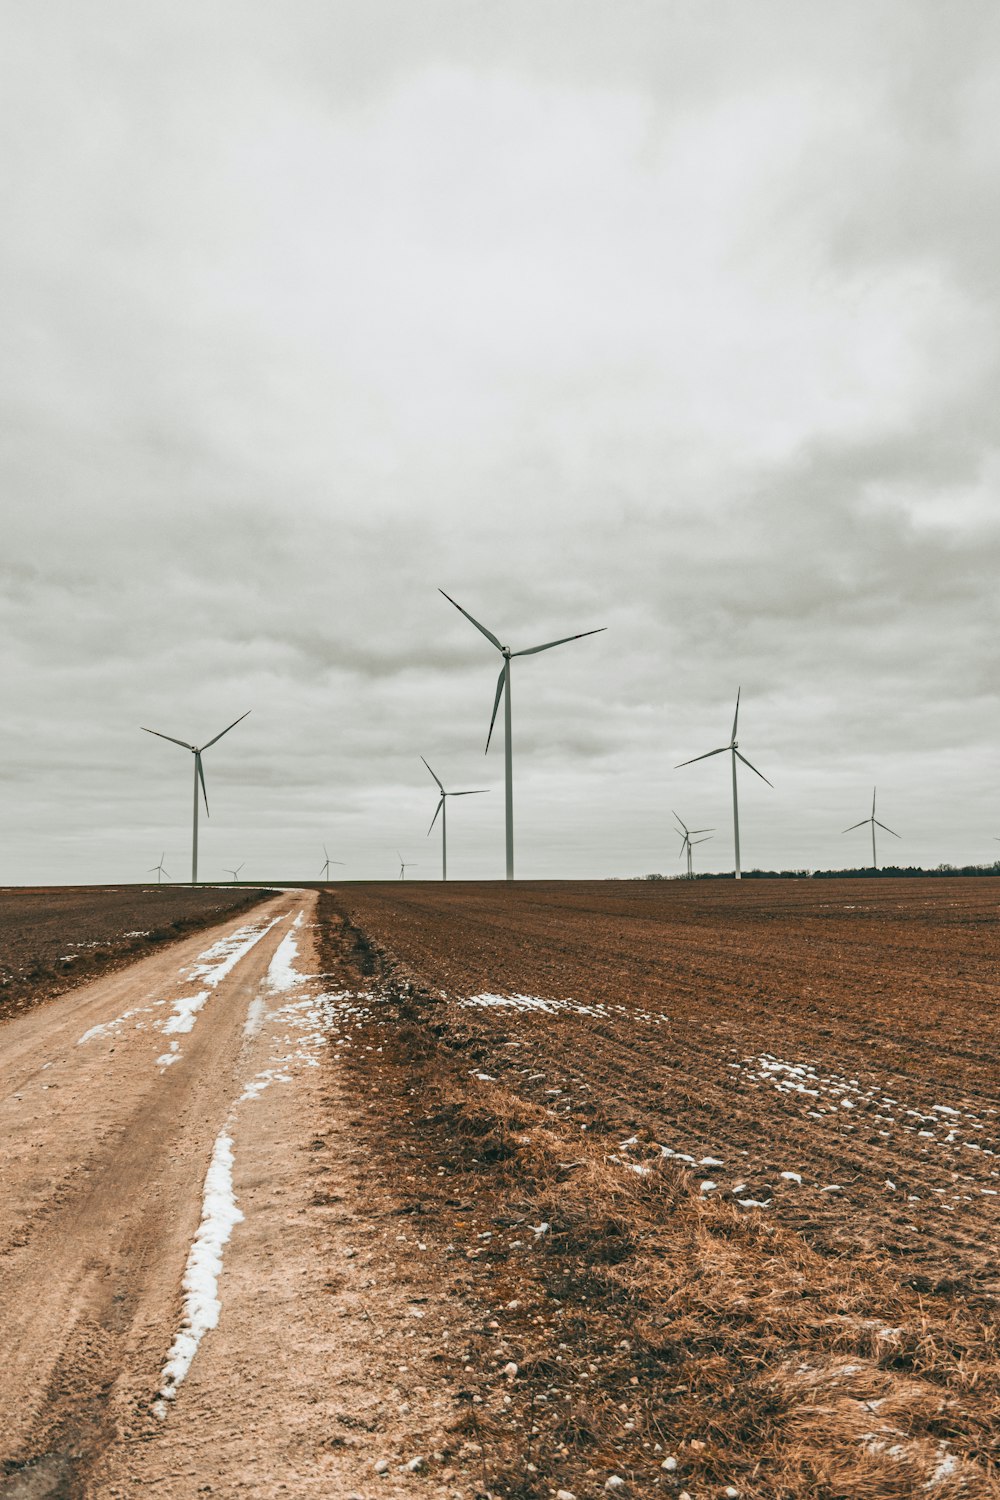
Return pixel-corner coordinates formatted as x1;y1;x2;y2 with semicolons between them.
0;892;462;1500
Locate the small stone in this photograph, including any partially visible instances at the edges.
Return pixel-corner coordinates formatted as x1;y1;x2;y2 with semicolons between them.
605;1479;625;1493
502;1362;518;1379
661;1456;677;1471
374;1458;390;1474
725;1489;740;1498
556;1491;576;1500
689;1439;706;1452
402;1455;425;1473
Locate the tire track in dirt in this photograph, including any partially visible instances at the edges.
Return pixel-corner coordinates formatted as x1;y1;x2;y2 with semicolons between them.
0;894;300;1494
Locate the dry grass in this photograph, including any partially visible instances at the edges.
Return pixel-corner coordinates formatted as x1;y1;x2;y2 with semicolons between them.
318;897;1000;1498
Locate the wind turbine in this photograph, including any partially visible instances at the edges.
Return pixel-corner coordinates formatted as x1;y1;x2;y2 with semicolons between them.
843;787;900;871
676;689;771;880
148;853;170;884
397;852;417;880
320;845;345;880
439;589;606;879
224;863;244;883
673;812;713;880
141;711;250;885
421;757;488;880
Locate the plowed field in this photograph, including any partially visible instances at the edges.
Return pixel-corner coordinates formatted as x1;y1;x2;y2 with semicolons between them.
317;878;1000;1498
0;885;273;1025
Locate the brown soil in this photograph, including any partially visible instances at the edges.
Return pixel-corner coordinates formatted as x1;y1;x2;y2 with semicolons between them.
3;878;999;1499
0;892;486;1499
317;878;1000;1498
0;885;274;1026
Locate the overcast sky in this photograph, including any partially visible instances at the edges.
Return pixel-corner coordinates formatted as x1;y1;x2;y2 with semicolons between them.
3;1;999;884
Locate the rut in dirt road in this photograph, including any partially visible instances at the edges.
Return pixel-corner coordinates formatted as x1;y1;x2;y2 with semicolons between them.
0;892;302;1496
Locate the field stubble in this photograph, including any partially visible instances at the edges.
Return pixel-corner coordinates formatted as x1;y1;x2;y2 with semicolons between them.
319;879;1000;1499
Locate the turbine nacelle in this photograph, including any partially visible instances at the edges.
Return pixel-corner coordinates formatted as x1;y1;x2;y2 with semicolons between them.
675;689;771;879
439;589;605;878
141;710;250;883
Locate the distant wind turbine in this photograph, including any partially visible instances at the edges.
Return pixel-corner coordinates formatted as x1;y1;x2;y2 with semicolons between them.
320;845;345;880
439;589;606;879
148;853;170;884
421;757;488;880
676;689;772;880
141;711;251;885
673;812;713;880
224;863;244;883
397;852;417;880
843;787;900;871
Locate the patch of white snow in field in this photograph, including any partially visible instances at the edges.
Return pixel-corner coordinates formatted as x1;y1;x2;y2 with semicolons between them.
78;1003;156;1044
154;1131;243;1414
237;989;366;1102
158;916;286;1039
264;926;305;993
242;995;267;1037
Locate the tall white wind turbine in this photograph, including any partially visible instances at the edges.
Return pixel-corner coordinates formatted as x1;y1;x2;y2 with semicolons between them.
141;711;251;885
148;853;170;884
397;852;417;880
673;812;713;880
320;846;344;880
843;787;900;871
676;690;771;880
224;863;244;883
421;757;488;881
439;590;606;880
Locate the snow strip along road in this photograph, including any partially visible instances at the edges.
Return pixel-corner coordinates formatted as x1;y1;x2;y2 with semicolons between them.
0;889;361;1496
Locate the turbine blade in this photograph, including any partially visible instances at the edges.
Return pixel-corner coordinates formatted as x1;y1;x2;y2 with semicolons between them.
671;809;689;835
874;820;901;837
427;797;444;836
872;786;877;816
842;820;869;832
731;686;741;743
691;835;713;844
485;664;506;753
201;709;251;751
450;789;489;796
676;746;729;768
438;589;503;651
141;727;195;751
734;749;773;787
511;626;607;657
688;826;714;834
420;755;445;792
196;753;210;816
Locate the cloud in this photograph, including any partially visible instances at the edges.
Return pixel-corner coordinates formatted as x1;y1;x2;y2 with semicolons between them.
1;3;998;880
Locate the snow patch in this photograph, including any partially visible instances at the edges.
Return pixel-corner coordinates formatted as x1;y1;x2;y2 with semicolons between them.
154;1131;243;1414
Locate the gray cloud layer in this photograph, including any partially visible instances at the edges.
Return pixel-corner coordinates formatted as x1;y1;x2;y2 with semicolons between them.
3;2;998;881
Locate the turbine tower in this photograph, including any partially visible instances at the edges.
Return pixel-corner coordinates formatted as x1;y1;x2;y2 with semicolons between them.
673;812;713;880
148;853;169;884
439;589;605;880
141;711;250;885
421;757;488;880
320;846;345;880
676;689;771;880
397;852;417;880
843;787;900;871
